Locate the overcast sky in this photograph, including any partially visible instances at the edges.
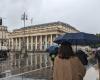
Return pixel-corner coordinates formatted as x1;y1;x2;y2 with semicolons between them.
0;0;100;34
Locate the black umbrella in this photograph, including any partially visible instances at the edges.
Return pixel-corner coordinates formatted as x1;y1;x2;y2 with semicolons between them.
54;32;100;45
54;32;100;53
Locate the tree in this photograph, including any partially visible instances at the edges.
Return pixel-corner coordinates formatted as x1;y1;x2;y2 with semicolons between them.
96;33;100;47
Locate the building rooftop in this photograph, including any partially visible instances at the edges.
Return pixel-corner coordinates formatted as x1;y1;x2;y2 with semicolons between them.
13;21;79;32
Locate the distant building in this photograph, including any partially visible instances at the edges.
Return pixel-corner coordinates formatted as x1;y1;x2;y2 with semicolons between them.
8;21;79;52
0;25;9;49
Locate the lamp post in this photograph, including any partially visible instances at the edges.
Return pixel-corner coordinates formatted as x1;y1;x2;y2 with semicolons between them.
0;17;3;47
0;17;7;47
0;17;8;61
21;12;28;58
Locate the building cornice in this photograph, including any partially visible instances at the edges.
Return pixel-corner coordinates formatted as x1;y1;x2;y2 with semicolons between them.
13;21;79;32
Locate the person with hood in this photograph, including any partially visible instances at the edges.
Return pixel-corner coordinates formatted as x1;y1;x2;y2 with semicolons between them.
53;43;86;80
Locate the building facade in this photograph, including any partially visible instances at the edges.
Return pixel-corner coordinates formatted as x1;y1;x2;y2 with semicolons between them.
0;25;9;49
8;21;79;52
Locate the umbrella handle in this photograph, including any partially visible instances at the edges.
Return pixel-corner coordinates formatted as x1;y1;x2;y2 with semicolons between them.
76;40;77;52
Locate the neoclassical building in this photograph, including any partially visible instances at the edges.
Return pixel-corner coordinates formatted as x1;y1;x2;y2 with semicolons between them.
8;21;79;52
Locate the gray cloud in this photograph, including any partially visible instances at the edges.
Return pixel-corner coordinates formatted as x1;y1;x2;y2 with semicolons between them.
0;0;100;34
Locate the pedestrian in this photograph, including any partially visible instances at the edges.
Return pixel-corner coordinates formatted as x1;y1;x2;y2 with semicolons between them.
49;53;57;65
53;43;86;80
76;49;88;65
46;45;59;65
95;50;100;61
95;50;100;67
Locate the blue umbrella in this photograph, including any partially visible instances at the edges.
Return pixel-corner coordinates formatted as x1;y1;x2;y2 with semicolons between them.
54;32;100;45
46;45;59;55
46;45;59;62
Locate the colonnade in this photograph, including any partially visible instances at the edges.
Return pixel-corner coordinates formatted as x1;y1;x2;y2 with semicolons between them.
9;34;58;51
0;53;52;73
13;53;50;68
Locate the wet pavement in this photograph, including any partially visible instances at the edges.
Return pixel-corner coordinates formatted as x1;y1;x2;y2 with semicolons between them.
0;65;99;80
0;56;99;80
84;64;99;80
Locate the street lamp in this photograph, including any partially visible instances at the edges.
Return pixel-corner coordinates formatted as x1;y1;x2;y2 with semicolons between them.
0;17;7;47
0;17;3;47
0;17;8;61
21;12;28;58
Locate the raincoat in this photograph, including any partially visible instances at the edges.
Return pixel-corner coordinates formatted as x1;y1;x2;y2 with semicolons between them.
53;56;86;80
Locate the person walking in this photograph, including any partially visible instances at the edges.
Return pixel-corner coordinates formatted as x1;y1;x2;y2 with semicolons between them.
76;49;88;65
53;43;86;80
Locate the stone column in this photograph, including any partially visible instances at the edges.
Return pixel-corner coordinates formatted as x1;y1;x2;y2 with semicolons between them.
27;37;29;50
11;38;13;50
8;39;10;49
50;34;53;46
40;35;42;50
19;38;21;51
45;35;47;50
35;36;37;50
31;36;33;51
16;38;18;50
53;34;57;45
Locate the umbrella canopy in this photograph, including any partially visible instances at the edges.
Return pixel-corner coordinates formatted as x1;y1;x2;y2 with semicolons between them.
46;45;59;54
54;32;100;45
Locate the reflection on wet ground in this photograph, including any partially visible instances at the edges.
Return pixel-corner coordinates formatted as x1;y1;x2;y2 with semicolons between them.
84;58;99;80
0;64;98;80
84;64;99;80
0;56;99;80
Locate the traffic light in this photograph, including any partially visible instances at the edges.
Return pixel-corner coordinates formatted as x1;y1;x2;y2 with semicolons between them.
0;18;2;25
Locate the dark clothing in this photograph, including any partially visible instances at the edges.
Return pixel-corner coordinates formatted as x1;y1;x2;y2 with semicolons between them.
49;54;56;62
48;47;58;62
76;50;88;65
95;50;100;62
